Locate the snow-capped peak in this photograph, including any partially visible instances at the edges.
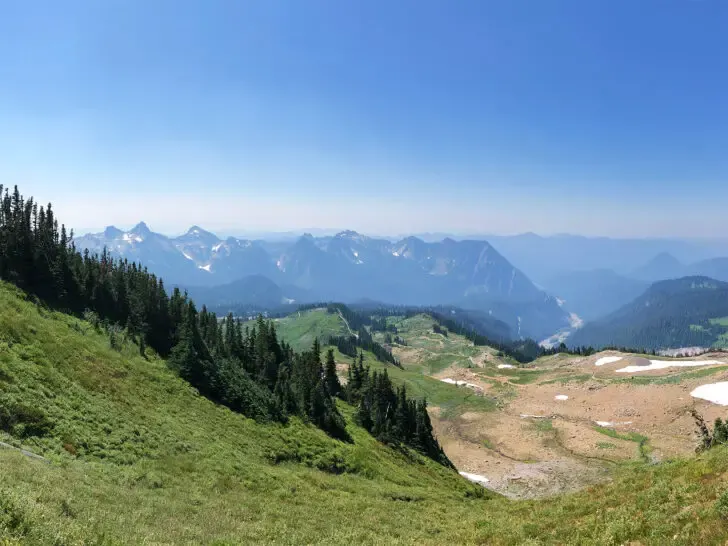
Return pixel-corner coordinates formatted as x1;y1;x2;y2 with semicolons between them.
130;221;151;236
336;230;366;243
122;232;144;243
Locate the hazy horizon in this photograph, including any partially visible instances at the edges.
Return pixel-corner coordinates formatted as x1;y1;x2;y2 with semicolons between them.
3;1;728;238
72;221;728;245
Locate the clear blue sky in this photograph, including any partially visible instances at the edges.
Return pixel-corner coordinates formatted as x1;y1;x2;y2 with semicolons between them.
1;1;727;237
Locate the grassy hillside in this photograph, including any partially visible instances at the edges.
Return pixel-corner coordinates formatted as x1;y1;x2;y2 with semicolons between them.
268;308;349;352
4;282;728;544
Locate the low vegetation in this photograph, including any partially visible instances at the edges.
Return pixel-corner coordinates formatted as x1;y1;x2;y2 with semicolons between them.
5;280;728;543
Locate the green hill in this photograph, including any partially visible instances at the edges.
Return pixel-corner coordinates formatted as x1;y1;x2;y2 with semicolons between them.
4;281;728;544
269;307;350;352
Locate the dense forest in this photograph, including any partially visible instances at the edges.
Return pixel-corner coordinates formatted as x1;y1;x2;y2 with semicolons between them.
570;277;728;350
0;185;448;464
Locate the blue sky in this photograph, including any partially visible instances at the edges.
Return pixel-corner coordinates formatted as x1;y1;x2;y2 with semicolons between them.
1;1;728;237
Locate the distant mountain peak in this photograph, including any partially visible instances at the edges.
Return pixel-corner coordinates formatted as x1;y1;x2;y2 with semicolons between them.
183;225;219;240
632;251;685;282
104;226;123;238
130;222;151;236
398;235;425;246
336;229;364;240
650;251;682;265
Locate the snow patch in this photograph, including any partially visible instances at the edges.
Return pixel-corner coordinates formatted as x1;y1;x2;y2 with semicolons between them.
440;378;481;391
181;251;195;261
595;356;623;367
554;395;569;401
212;243;224;253
459;471;489;485
569;313;584;329
122;233;143;243
691;382;728;405
392;251;400;257
198;264;212;272
595;421;633;427
616;359;723;374
497;364;515;369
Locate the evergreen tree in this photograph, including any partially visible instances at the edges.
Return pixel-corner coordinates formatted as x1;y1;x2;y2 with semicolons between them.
715;418;728;444
324;348;342;398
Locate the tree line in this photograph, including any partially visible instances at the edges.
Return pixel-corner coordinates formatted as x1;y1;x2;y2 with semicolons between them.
328;329;400;368
345;353;451;467
295;302;400;366
0;185;448;464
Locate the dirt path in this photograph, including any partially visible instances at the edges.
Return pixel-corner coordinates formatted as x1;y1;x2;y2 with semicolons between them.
337;310;358;339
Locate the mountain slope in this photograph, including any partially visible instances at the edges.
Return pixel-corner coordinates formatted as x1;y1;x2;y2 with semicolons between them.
542;269;649;321
184;274;310;310
77;226;568;337
570;276;728;349
691;257;728;282
3;280;728;544
0;281;471;543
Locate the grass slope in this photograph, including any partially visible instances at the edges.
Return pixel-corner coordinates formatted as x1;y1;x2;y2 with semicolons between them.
3;282;728;544
269;308;349;352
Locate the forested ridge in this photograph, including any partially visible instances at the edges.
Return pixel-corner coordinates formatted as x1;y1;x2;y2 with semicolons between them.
363;306;604;363
571;277;728;350
0;185;448;464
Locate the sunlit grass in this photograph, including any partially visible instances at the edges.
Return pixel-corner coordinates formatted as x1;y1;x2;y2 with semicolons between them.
3;282;728;544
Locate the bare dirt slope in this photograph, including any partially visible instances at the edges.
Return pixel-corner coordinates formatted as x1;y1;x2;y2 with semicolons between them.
383;315;728;499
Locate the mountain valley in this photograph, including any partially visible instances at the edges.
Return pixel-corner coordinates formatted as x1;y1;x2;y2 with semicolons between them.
5;186;728;545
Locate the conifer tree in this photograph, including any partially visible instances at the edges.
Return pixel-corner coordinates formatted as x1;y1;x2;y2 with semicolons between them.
324;348;342;398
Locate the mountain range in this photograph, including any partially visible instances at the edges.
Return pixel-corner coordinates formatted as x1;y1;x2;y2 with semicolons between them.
539;252;728;322
75;224;570;340
485;234;728;285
